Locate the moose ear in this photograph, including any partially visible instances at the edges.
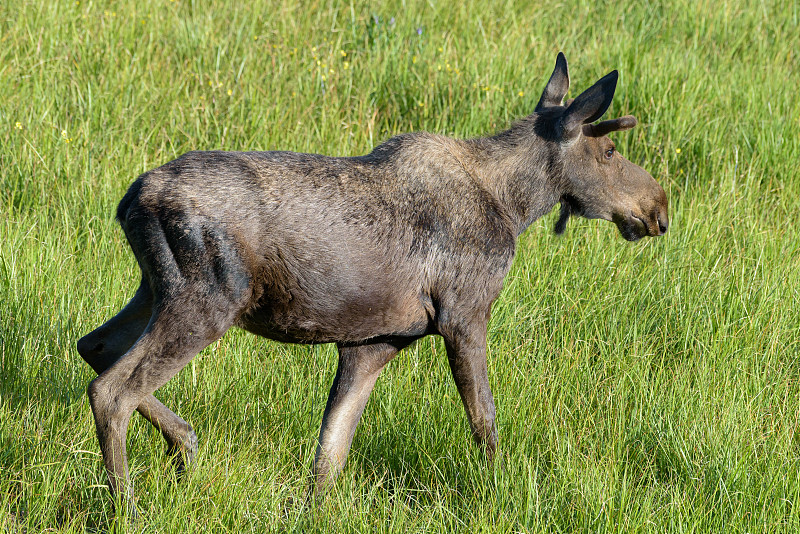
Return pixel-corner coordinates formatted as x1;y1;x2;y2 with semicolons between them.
535;52;570;111
559;70;618;139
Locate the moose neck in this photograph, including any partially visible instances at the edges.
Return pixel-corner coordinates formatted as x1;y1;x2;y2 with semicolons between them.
464;116;565;236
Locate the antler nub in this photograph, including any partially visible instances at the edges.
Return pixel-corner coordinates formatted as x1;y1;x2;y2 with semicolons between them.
582;115;638;137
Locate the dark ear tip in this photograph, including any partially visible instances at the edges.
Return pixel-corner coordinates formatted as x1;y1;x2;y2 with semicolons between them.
603;70;619;86
555;52;568;72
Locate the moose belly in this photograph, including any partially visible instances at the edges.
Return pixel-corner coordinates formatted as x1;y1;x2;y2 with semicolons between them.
235;280;432;345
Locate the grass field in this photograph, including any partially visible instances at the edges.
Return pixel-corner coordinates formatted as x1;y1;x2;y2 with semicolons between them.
2;0;800;531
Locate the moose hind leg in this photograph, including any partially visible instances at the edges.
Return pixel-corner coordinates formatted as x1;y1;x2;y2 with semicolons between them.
77;279;198;471
77;280;153;369
87;288;241;511
312;339;411;493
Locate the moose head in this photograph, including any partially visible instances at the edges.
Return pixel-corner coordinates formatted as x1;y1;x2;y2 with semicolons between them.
535;53;669;241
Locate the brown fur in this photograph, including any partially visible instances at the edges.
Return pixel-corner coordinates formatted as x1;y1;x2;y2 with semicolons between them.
77;53;668;515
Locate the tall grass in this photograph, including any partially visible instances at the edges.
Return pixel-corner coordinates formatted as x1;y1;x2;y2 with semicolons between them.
1;0;799;531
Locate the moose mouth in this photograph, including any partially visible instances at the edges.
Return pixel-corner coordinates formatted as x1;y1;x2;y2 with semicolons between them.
557;198;665;242
614;213;651;242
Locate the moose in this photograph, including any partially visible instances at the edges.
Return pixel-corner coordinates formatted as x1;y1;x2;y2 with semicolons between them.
77;53;668;513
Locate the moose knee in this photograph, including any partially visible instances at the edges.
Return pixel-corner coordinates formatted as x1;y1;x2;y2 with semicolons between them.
87;376;110;413
87;375;131;424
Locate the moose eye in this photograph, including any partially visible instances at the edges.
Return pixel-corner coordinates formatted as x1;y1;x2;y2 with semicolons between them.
604;148;615;160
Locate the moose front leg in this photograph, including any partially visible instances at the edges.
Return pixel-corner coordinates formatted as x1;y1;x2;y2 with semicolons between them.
442;323;498;460
312;340;410;493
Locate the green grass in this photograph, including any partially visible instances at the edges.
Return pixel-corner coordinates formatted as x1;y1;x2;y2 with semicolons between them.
2;0;800;531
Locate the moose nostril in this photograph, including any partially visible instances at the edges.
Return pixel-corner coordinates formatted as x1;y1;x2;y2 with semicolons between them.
658;215;669;234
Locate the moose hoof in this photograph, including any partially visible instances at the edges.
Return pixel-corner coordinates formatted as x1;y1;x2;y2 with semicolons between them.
167;426;198;476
